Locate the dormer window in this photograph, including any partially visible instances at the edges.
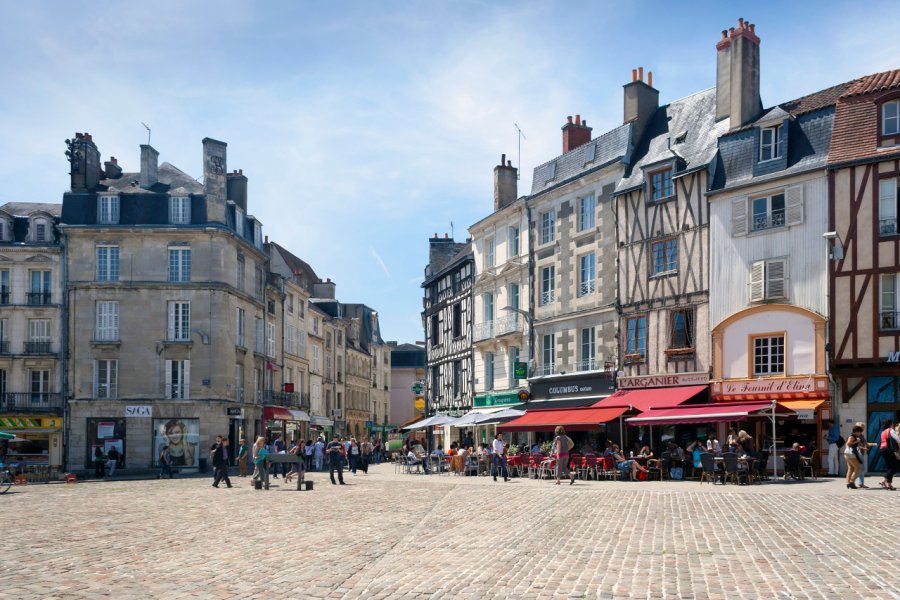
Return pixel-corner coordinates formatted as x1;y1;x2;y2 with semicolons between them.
649;167;674;202
759;125;782;161
98;194;119;224
35;222;47;242
234;206;245;237
546;161;557;181
884;100;900;136
169;196;191;224
0;219;7;242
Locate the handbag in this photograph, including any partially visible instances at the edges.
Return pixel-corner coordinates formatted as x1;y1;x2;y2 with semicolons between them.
834;436;846;448
670;466;684;480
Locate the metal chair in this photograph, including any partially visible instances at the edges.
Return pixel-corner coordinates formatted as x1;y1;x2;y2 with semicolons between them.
699;452;718;484
721;452;745;485
581;454;598;480
783;450;803;480
801;450;819;480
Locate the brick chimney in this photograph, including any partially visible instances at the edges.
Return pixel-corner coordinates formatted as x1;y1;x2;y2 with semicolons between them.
562;114;592;153
202;137;228;223
715;18;762;127
623;67;659;149
493;153;517;211
227;169;248;211
139;144;159;189
65;132;101;193
104;156;122;179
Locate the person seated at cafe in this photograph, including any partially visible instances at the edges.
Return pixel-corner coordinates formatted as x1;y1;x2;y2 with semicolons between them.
602;441;616;458
801;440;817;458
686;440;705;470
706;437;722;456
666;441;685;463
637;445;654;458
611;444;649;481
531;440;542;454
580;441;596;455
726;428;739;453
448;441;458;456
737;430;756;456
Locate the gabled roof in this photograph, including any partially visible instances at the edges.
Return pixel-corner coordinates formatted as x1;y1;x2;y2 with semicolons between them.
828;68;900;167
0;202;62;217
100;162;204;195
270;242;320;283
615;88;728;194
530;123;632;196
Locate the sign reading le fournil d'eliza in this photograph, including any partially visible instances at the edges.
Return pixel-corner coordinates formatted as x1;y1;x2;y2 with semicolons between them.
530;374;615;401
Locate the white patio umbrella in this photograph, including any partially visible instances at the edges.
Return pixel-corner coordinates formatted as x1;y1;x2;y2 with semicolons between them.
476;408;525;424
402;415;455;430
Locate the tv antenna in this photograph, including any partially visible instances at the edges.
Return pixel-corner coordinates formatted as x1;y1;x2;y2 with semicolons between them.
513;122;526;180
140;122;151;145
450;221;454;240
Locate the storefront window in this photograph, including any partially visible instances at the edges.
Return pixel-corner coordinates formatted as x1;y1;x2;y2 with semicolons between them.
867;377;900;471
153;418;200;467
85;418;126;468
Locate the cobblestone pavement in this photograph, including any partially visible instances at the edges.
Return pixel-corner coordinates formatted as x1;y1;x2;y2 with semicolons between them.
2;465;899;599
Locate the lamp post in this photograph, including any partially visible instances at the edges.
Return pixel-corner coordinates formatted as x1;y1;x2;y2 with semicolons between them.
502;305;535;378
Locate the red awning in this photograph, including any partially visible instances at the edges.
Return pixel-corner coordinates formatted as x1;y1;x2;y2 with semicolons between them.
625;401;796;426
498;406;628;433
593;385;707;411
263;407;293;421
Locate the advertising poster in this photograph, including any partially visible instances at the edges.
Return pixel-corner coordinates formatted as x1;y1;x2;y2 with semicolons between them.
153;418;199;467
97;422;116;439
104;439;124;455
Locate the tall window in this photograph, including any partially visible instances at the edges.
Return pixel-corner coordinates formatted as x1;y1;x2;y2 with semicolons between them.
508;226;520;257
883;100;900;136
312;346;320;372
750;258;787;302
255;265;263;299
626;316;647;358
234;206;245;238
0;319;7;353
670;309;694;349
751;193;786;231
508;282;520;311
430;314;440;344
578;195;595;231
34;221;47;242
651;239;678;274
168;247;191;282
453;303;462;337
98;195;120;224
236;255;245;291
0;270;8;304
881;274;900;329
266;322;276;357
540;210;555;244
299;330;307;358
753;336;785;376
236;308;245;347
254;317;263;353
96;245;119;282
30;369;50;403
580;327;596;371
94;360;118;399
28;319;51;353
759;125;782;161
167;301;190;341
286;324;295;354
484;352;494;391
483;293;494;323
235;364;244;402
485;238;495;268
29;270;51;305
453;360;462;397
880;178;899;236
169;196;191;224
541;333;555;375
166;359;190;399
649;168;674;201
579;254;595;296
540;265;555;305
96;301;119;341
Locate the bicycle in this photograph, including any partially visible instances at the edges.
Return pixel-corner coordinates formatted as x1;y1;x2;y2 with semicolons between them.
0;465;13;494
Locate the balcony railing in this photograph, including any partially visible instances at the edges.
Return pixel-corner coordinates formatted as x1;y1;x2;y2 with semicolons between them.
881;218;897;236
540;290;555;306
575;358;598;372
0;392;64;412
262;390;309;409
473;315;522;342
881;311;900;330
578;281;595;297
0;292;8;305
751;210;786;232
24;341;53;354
536;363;555;376
27;292;52;306
0;341;8;354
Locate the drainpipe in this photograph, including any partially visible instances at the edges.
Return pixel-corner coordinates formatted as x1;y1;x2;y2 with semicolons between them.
525;204;535;372
60;228;69;472
610;194;623;384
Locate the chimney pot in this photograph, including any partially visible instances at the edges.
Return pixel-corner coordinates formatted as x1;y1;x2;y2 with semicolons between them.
647;72;653;88
750;23;755;33
567;116;573;124
445;233;449;239
501;153;506;165
575;114;581;125
638;66;644;81
264;235;268;244
507;160;512;167
111;157;117;164
721;30;727;39
632;68;637;82
582;119;587;126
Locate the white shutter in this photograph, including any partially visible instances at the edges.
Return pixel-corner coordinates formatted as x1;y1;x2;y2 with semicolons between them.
93;360;98;398
766;259;787;299
732;197;748;237
785;185;804;226
96;302;106;339
111;302;119;340
183;360;190;400
167;302;176;341
750;261;765;302
165;359;173;399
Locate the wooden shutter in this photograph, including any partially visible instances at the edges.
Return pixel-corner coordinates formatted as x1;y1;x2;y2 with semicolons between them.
732;197;748;237
92;360;98;398
750;261;765;302
167;301;176;340
766;259;787;299
785;185;804;226
183;360;190;400
96;302;106;339
165;359;173;399
111;302;119;339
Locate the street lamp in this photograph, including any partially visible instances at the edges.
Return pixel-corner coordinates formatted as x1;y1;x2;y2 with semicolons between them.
502;305;535;376
822;231;844;260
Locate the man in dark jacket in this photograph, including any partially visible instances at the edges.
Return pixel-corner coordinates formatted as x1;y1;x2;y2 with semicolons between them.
211;435;232;488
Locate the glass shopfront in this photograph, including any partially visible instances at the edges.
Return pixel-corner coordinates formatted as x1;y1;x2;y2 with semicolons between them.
85;418;126;469
152;418;200;467
867;377;900;471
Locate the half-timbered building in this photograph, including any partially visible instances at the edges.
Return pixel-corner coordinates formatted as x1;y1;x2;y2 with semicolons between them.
708;82;849;457
827;69;900;462
422;236;474;417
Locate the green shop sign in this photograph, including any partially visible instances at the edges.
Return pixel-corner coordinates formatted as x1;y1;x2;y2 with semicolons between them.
474;391;521;408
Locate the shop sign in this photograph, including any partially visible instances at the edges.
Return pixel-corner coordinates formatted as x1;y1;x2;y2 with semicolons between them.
0;416;41;428
227;408;244;417
414;397;425;410
529;374;615;400
617;372;710;389
42;418;62;429
125;405;153;418
795;409;816;420
887;352;900;363
474;391;520;407
514;362;528;379
715;376;824;397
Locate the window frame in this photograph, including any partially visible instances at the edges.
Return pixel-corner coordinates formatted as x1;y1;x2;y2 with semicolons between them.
648;167;674;202
167;301;191;342
541;333;555;375
166;359;190;399
883;99;900;138
651;238;678;275
750;192;786;232
540;210;555;245
879;177;899;236
580;327;596;371
540;265;555;305
96;244;120;282
625;315;647;359
578;253;595;296
236;307;246;347
168;246;191;283
484;351;494;391
485;238;495;268
578;194;596;231
669;309;695;350
169;196;191;224
96;300;120;341
881;273;900;330
97;194;120;225
759;125;782;162
751;333;786;376
94;359;118;399
508;226;520;257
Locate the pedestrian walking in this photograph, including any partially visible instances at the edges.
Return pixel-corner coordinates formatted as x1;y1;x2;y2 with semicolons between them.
824;419;842;476
304;439;314;472
360;438;372;474
349;437;360;474
158;445;174;479
854;422;875;488
211;435;233;488
236;438;249;477
314;436;325;471
492;433;509;482
272;434;286;478
106;445;120;477
327;436;346;485
93;446;105;479
844;425;864;489
878;419;898;490
552;425;576;485
374;439;382;465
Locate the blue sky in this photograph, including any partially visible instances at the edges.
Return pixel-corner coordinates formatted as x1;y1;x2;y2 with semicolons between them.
1;1;897;344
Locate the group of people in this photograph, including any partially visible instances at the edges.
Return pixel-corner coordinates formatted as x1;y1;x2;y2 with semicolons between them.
843;419;900;490
241;434;381;487
92;445;121;478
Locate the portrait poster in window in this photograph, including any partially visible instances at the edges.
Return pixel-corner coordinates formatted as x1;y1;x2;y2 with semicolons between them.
153;418;199;467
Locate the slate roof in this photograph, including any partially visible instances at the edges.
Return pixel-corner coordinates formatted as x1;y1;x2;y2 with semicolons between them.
0;202;62;217
423;241;473;287
530;123;632;196
100;162;203;195
828;68;900;166
615;88;729;194
270;242;321;284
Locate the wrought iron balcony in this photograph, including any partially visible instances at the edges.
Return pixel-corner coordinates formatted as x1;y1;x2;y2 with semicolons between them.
536;363;556;376
0;340;8;354
473;315;523;342
27;292;52;306
578;281;595;297
751;210;786;232
881;219;897;236
0;392;64;413
261;390;309;409
575;358;598;372
540;290;555;306
94;384;118;400
24;341;53;354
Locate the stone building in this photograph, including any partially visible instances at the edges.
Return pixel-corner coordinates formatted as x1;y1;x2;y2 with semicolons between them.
62;133;268;472
388;342;425;429
0;202;65;473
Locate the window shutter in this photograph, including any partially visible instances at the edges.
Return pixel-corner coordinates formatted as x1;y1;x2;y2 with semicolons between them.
111;302;119;339
785;185;804;226
96;302;105;339
732;197;748;237
750;261;765;302
93;360;98;398
766;259;787;299
167;302;176;340
880;179;897;219
165;360;173;399
183;360;190;400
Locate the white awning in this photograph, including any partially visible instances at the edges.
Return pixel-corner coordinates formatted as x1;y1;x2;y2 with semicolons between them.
310;415;333;427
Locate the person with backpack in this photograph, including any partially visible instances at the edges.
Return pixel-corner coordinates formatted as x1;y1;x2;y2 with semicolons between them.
878;419;898;490
552;425;576;485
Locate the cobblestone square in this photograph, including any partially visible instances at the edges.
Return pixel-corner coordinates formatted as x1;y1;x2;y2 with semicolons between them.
1;465;898;599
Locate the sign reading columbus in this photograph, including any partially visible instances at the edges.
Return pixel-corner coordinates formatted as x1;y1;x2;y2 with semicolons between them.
530;374;615;400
